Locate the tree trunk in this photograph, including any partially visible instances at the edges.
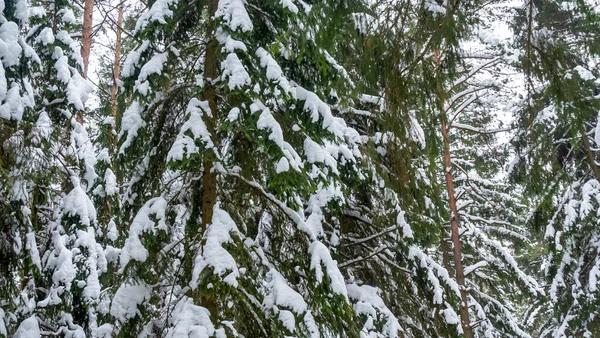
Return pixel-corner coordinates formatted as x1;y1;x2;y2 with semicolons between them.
441;109;473;338
76;0;94;124
110;5;123;131
185;0;219;318
201;0;219;229
81;0;94;79
580;124;600;181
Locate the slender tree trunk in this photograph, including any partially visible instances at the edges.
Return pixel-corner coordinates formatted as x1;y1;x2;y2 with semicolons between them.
441;108;473;338
433;48;473;336
580;124;600;181
110;4;124;162
185;0;219;317
110;5;123;130
81;0;94;79
201;0;219;229
76;0;94;124
441;234;452;271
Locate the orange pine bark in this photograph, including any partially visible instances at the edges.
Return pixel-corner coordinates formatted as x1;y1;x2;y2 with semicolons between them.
81;0;94;78
441;103;473;338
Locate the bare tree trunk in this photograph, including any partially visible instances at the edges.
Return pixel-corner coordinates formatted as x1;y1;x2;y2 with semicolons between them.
441;110;473;338
76;0;94;124
432;46;473;337
110;5;123;128
110;5;124;186
201;0;219;229
81;0;94;79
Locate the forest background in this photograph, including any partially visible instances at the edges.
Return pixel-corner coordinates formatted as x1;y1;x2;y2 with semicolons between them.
1;0;600;337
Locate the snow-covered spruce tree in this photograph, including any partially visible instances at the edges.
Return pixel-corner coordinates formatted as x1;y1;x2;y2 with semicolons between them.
511;0;600;336
2;0;104;335
324;2;467;336
423;3;546;336
0;1;43;336
342;1;543;337
112;1;402;337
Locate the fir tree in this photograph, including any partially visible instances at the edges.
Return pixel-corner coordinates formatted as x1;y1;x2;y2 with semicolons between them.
512;0;600;335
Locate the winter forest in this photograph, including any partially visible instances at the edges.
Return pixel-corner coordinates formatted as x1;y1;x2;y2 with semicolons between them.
3;0;600;337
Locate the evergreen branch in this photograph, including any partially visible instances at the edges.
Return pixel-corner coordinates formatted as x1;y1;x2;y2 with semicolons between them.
338;245;389;268
376;251;413;275
342;224;402;247
451;57;500;91
226;172;315;241
449;123;514;135
448;94;478;126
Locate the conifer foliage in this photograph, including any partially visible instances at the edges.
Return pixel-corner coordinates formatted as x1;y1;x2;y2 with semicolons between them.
1;0;600;337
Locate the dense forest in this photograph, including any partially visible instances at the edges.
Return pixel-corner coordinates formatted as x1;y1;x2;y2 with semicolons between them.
1;0;600;337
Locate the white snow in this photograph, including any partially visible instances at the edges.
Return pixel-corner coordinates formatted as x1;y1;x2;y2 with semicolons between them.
166;297;215;338
257;105;285;147
49;232;76;291
589;264;600;292
13;316;39;338
122;41;150;78
168;98;215;162
110;282;152;322
263;269;308;314
62;178;97;226
347;283;401;338
120;197;168;269
309;241;348;297
281;0;299;13
216;0;253;33
221;53;251;90
119;101;145;153
216;28;247;52
227;107;240;122
0;21;22;67
61;9;76;23
35;27;54;45
134;0;177;33
304;137;338;173
279;310;296;332
574;65;595;81
0;309;6;337
191;206;241;288
25;231;41;271
253;100;303;171
276;157;290;173
255;48;293;94
135;52;168;95
104;169;118;195
67;72;93;110
74;228;103;302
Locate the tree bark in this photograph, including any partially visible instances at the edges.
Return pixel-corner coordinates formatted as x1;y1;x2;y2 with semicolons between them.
201;0;219;229
580;124;600;181
186;0;219;318
110;5;123;130
81;0;94;79
441;109;473;338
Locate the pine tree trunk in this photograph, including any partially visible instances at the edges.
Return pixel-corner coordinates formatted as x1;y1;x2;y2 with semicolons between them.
76;0;93;124
110;5;123;132
441;110;473;338
81;0;94;79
